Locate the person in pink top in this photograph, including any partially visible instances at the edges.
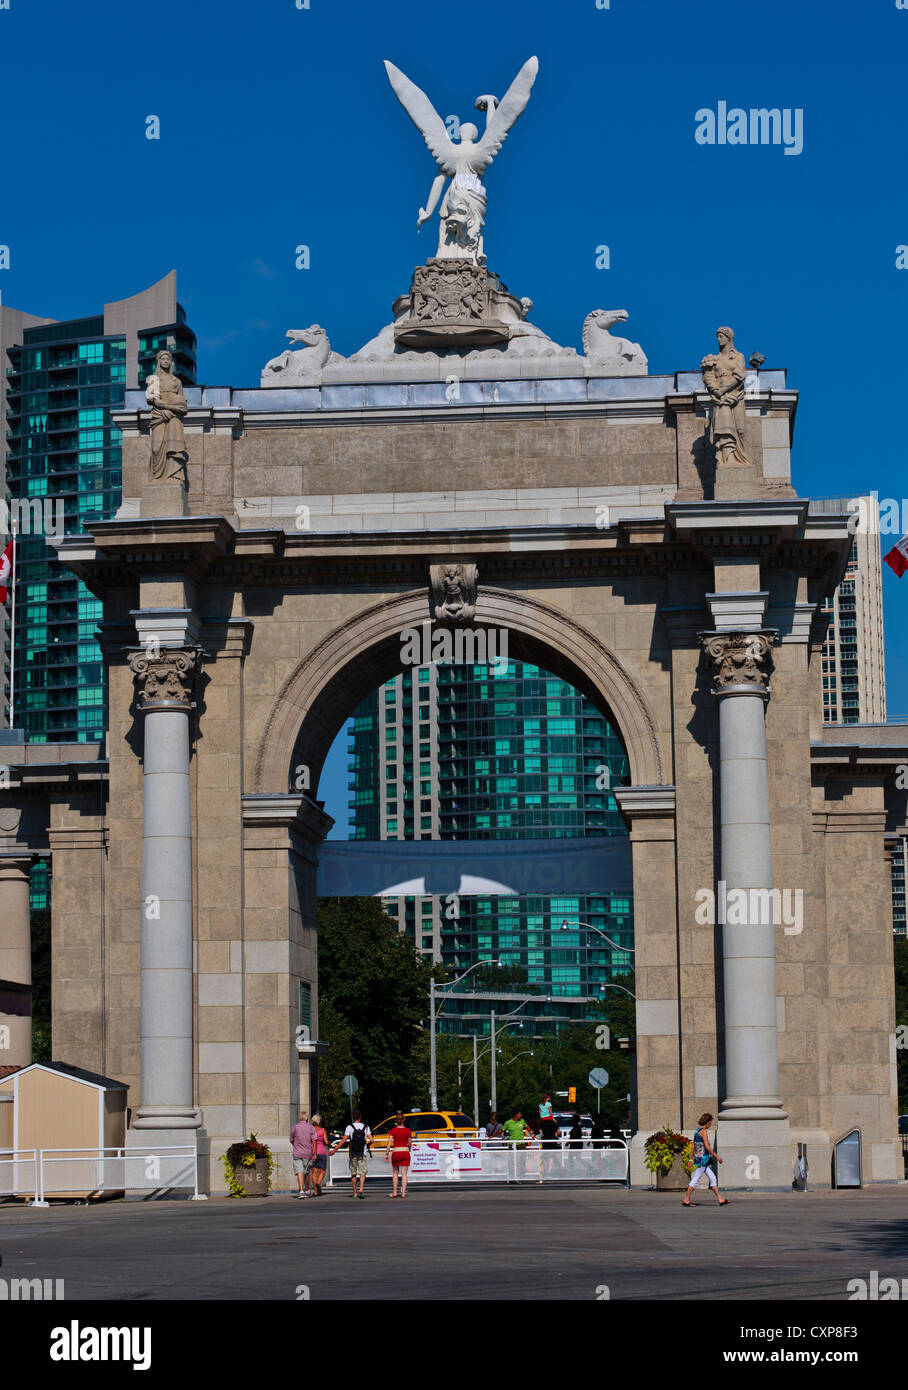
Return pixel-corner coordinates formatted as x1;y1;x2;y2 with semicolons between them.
289;1110;318;1199
310;1113;328;1197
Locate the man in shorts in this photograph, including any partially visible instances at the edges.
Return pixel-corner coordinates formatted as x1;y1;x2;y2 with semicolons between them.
289;1109;317;1198
331;1109;372;1199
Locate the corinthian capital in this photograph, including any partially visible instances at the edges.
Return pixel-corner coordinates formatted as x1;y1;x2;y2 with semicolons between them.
128;647;202;711
699;630;775;693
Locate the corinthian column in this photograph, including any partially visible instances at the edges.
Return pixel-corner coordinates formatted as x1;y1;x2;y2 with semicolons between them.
699;631;786;1122
128;646;203;1129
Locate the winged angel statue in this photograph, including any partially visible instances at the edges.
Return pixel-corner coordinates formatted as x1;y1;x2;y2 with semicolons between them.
384;56;538;265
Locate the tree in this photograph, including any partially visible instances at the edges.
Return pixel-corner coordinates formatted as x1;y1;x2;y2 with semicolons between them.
316;897;441;1127
432;996;636;1129
315;998;355;1128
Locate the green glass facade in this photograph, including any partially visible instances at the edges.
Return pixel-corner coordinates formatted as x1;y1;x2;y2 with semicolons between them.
347;660;634;1034
4;309;196;741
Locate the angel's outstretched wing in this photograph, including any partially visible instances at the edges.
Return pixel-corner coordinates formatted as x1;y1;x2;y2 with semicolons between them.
476;56;539;168
384;60;458;177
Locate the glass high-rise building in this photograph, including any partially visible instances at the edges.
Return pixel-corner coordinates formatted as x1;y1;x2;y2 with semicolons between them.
347;659;634;1035
809;497;906;938
3;272;196;741
812;495;886;727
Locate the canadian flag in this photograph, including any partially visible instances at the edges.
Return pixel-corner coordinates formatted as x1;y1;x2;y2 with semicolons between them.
0;540;12;605
884;535;908;578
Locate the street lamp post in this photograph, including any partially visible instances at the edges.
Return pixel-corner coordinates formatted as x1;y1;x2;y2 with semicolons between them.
561;918;635;999
560;917;636;956
489;998;537;1112
429;959;499;1110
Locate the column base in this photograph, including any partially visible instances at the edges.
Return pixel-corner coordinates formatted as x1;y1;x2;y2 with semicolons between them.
712;1115;793;1188
131;1105;203;1130
720;1096;789;1121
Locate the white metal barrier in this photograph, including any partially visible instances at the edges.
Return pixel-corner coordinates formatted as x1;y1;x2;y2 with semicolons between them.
28;1145;199;1206
0;1149;38;1199
329;1137;629;1185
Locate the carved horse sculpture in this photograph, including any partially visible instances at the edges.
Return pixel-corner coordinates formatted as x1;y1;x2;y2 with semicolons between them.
261;326;340;386
582;310;648;374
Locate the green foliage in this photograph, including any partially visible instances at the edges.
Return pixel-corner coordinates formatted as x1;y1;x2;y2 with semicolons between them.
316;997;356;1126
644;1123;693;1176
895;940;908;1110
434;1016;633;1127
316;897;441;1127
220;1134;275;1197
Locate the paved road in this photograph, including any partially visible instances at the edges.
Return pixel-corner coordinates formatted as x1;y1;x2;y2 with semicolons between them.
1;1183;906;1302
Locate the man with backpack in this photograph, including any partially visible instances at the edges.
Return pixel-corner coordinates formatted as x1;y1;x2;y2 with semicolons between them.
331;1109;372;1199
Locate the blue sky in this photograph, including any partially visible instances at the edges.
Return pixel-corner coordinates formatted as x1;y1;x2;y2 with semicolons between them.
3;0;907;829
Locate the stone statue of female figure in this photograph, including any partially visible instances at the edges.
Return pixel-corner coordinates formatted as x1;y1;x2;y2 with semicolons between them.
700;326;750;468
146;349;188;481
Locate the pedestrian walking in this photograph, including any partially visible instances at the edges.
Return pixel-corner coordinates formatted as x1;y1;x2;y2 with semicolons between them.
330;1109;372;1199
289;1109;318;1198
590;1114;606;1147
310;1113;328;1196
683;1113;728;1207
568;1113;583;1149
385;1110;413;1199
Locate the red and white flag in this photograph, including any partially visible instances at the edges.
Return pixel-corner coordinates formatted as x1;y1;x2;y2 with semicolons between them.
0;540;12;605
884;535;908;578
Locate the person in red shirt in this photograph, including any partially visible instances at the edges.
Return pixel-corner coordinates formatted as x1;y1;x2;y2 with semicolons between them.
385;1111;413;1199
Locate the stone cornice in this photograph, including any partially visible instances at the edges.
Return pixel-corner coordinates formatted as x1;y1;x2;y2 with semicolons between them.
0;762;108;795
810;741;908;774
615;786;676;820
666;498;808;540
242;794;335;848
53;509;851;599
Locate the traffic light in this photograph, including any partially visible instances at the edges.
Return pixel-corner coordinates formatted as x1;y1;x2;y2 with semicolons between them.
568;1086;577;1104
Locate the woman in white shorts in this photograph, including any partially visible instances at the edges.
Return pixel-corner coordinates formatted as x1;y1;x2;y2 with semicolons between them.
683;1112;728;1207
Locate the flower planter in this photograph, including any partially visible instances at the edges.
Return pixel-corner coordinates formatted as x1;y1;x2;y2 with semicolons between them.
234;1157;270;1197
656;1157;691;1191
222;1134;274;1197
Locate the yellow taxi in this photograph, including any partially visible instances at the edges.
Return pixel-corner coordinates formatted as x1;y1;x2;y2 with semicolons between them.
368;1110;477;1150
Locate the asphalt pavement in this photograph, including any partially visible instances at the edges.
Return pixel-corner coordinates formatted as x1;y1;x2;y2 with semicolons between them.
1;1182;906;1302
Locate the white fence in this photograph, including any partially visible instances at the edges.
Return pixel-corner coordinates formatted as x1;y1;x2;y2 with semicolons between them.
0;1146;199;1204
329;1137;629;1185
0;1149;38;1198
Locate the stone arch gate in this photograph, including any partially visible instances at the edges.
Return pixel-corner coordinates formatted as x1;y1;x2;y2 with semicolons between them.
0;360;903;1189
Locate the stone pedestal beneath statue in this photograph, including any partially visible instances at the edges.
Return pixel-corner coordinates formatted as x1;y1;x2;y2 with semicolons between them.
393;259;520;348
140;479;188;518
